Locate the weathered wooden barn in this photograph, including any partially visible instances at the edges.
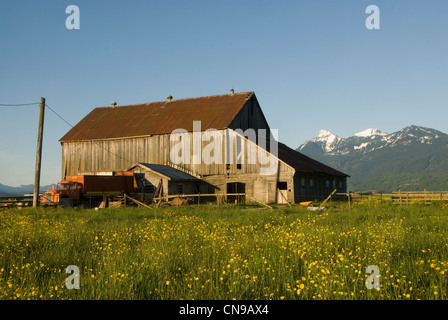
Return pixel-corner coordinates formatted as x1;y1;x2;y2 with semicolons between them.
59;91;348;203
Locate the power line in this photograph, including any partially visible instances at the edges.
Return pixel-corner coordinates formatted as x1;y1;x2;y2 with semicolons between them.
45;103;134;166
44;104;76;130
0;102;40;107
1;100;135;167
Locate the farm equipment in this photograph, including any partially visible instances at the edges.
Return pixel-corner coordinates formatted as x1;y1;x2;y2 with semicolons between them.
40;172;135;207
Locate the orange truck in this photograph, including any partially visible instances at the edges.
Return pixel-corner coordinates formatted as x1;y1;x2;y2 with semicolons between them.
40;172;135;207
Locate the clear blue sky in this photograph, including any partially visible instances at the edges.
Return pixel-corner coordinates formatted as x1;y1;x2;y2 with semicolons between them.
1;0;447;186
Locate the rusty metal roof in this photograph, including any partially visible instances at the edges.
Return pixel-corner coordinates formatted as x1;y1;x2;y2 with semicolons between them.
60;92;254;142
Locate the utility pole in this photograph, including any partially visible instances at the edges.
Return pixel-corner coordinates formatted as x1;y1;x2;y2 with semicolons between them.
33;97;45;208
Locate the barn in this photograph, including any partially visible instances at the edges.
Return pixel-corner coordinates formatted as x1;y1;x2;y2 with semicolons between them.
59;91;348;204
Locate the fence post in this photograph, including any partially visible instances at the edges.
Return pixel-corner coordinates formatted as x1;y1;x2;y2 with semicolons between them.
348;192;351;210
237;193;239;210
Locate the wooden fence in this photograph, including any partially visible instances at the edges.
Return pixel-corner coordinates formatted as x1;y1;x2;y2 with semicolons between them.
336;190;448;207
124;193;269;209
391;190;448;205
0;196;33;209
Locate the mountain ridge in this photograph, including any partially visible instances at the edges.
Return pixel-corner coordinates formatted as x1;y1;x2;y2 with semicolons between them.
297;125;448;192
0;183;54;197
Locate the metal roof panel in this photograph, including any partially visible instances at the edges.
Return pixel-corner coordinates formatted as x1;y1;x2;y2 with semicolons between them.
60;92;253;142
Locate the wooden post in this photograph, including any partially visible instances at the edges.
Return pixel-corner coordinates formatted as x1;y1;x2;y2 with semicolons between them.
237;193;240;209
33;97;45;208
348;192;351;210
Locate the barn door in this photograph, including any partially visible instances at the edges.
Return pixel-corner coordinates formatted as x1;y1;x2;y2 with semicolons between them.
226;182;246;203
277;182;288;204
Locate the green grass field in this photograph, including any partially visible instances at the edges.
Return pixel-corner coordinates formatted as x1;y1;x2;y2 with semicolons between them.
1;202;447;300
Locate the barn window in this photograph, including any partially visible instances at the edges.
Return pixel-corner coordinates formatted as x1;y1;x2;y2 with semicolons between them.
177;184;184;194
301;177;306;187
326;180;330;188
339;180;343;188
277;182;287;190
310;178;314;187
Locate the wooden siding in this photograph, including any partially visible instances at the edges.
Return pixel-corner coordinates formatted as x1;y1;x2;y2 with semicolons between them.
61;129;293;179
293;173;347;202
61;128;297;203
228;94;270;133
201;171;295;203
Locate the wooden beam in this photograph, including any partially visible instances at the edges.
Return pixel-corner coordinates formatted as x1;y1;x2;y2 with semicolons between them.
125;194;152;209
318;189;337;209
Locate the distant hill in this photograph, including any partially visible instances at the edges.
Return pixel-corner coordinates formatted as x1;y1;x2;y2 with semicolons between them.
0;183;54;197
297;125;448;192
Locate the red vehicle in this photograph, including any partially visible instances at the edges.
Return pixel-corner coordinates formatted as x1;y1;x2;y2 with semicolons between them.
41;172;135;207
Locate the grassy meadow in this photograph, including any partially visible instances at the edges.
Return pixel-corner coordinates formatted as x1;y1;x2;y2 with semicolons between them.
1;201;448;300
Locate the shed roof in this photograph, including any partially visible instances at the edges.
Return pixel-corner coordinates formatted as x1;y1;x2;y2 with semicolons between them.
277;142;348;177
128;163;200;181
60;92;254;142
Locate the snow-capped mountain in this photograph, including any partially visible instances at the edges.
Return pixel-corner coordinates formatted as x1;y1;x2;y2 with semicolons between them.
298;125;442;156
310;130;342;152
297;125;448;192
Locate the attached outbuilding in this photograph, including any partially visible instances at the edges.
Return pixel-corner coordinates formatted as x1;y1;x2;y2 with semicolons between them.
126;162;210;197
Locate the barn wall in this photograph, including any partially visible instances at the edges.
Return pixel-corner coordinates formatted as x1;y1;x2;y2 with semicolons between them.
61;128;298;203
61;129;293;179
293;173;347;202
201;170;295;204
